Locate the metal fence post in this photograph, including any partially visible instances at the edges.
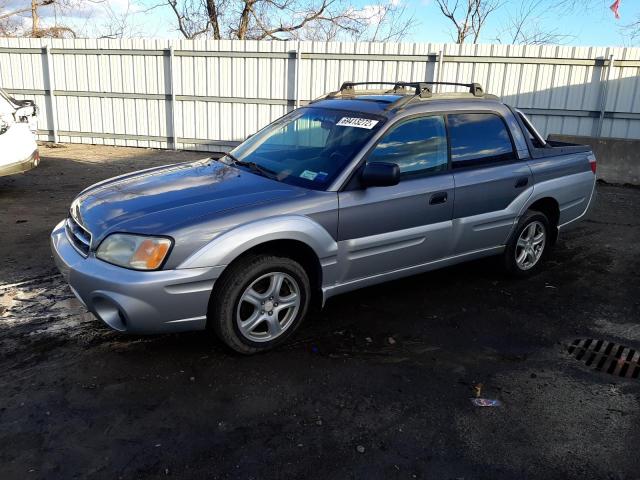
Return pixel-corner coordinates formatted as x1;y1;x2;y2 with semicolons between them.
596;53;615;138
168;46;178;150
437;50;444;93
43;45;59;144
294;41;302;108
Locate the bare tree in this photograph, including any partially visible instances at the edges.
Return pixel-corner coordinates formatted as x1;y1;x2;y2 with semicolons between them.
166;0;219;38
163;0;416;41
0;0;81;37
621;15;640;43
0;0;25;35
435;0;501;44
494;0;572;45
0;0;54;23
352;0;419;42
94;0;149;38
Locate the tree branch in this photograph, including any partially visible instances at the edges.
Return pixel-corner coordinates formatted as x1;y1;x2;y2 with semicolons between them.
0;0;55;21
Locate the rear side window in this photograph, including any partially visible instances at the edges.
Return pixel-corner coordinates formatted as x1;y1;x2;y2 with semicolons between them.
447;113;515;168
367;115;448;176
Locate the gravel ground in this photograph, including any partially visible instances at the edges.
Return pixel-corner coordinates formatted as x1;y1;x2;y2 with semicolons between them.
1;143;639;480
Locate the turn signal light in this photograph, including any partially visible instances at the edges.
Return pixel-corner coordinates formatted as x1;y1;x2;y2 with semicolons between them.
131;239;171;270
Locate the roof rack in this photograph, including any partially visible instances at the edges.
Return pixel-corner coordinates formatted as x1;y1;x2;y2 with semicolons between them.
309;80;486;111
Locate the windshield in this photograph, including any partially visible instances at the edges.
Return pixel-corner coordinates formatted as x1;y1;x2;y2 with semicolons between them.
225;107;384;190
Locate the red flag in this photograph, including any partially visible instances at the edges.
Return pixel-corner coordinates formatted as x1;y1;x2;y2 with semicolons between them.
610;0;621;19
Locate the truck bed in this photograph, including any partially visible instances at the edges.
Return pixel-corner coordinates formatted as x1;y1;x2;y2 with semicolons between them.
530;139;592;159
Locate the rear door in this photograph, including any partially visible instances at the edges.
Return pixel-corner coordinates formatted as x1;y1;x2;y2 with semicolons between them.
337;115;454;283
447;112;532;254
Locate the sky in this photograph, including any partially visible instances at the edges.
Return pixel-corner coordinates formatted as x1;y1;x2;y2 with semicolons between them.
2;0;639;47
415;0;640;47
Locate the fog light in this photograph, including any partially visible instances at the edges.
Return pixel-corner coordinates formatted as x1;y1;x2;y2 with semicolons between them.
92;296;127;331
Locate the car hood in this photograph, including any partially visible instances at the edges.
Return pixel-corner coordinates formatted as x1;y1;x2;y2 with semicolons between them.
73;159;305;244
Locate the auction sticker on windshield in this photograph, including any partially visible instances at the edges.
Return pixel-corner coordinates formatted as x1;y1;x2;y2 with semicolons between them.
336;117;379;129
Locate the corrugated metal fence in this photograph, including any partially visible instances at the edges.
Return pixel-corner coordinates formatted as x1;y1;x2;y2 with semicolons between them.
1;38;639;152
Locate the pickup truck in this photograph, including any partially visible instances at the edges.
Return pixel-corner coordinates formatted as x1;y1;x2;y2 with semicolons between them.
0;88;39;177
51;81;596;354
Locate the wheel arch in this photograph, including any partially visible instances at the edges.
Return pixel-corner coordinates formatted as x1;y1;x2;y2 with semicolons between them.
179;215;336;295
179;215;337;266
527;196;560;243
211;238;324;304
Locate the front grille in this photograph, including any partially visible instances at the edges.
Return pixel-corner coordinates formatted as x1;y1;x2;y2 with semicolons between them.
65;215;92;257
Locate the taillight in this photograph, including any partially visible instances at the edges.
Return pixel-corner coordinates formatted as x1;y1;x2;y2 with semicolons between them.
588;153;597;174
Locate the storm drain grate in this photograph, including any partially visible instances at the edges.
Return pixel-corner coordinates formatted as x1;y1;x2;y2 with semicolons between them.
567;339;640;379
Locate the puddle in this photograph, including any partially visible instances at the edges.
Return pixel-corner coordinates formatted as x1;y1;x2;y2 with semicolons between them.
0;275;99;354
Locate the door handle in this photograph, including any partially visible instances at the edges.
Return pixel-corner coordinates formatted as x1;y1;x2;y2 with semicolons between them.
515;177;529;188
429;192;448;205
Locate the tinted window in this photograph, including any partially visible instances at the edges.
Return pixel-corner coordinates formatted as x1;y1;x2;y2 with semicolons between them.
448;113;515;168
368;115;448;176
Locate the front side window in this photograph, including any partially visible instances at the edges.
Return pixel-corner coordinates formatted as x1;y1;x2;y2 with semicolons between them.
448;113;515;168
227;107;384;190
367;115;448;176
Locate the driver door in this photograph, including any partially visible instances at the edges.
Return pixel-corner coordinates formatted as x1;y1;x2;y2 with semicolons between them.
337;115;455;284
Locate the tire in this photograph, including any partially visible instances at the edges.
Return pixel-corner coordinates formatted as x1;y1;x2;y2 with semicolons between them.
503;210;551;277
209;254;311;354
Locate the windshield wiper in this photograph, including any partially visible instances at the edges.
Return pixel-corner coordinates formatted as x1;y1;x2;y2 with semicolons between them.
225;154;279;180
221;152;241;164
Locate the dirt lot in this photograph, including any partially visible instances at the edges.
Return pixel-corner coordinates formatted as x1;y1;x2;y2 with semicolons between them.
1;144;639;479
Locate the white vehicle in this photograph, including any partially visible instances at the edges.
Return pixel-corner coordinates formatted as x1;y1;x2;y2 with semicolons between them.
0;88;39;177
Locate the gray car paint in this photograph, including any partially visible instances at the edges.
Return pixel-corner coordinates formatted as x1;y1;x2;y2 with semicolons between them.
451;161;534;254
337;173;455;283
51;94;596;334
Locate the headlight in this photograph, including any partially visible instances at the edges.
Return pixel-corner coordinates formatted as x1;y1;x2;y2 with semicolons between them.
96;234;172;270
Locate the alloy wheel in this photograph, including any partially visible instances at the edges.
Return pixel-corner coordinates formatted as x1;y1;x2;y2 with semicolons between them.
236;272;301;342
515;220;546;270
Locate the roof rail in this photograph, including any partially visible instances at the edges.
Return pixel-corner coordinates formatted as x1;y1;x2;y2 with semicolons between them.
308;80;487;110
307;81;430;105
309;82;488;110
332;80;484;98
432;81;484;96
333;81;432;99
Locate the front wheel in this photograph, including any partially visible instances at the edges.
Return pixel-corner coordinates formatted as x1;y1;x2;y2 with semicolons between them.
209;254;311;354
503;210;550;277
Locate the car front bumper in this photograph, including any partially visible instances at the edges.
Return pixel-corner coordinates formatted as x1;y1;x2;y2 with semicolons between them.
0;149;39;178
50;220;225;334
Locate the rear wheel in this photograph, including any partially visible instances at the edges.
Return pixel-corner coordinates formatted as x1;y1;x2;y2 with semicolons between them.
503;210;550;277
209;254;311;354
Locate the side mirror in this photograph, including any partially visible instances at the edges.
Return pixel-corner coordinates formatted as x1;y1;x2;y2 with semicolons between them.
361;162;400;188
15;105;37;119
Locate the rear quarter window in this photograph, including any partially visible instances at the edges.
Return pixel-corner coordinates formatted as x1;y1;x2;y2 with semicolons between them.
447;113;515;168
